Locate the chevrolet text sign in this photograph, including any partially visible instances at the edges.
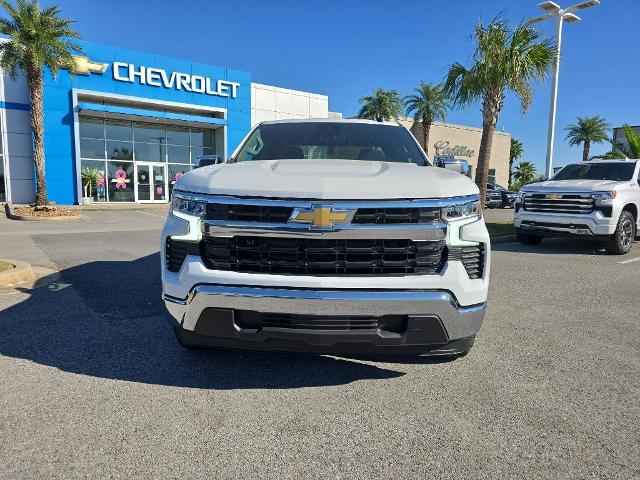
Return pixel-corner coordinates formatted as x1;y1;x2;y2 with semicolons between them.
112;62;240;98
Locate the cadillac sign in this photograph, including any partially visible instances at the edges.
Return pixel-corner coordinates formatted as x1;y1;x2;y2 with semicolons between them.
433;140;475;158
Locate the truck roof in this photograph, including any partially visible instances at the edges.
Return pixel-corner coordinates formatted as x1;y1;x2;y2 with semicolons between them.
259;118;402;127
574;159;638;164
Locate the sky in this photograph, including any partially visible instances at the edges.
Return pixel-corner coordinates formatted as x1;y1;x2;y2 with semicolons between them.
41;0;640;173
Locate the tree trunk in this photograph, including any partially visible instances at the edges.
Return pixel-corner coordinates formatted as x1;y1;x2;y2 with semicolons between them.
477;89;502;207
26;66;47;207
422;120;431;155
583;141;590;162
508;157;514;190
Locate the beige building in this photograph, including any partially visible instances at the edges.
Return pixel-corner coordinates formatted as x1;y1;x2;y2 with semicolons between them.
398;119;511;187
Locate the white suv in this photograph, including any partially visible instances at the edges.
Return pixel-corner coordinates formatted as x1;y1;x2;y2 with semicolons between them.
161;119;490;357
514;160;640;254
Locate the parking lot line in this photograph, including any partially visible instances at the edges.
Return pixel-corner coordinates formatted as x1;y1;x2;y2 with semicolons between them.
618;256;640;264
135;210;166;219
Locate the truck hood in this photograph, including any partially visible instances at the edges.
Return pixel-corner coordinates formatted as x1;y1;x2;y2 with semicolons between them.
175;159;479;199
522;179;627;193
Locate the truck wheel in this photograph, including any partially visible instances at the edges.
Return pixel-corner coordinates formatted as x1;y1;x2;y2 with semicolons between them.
516;230;543;245
606;210;636;255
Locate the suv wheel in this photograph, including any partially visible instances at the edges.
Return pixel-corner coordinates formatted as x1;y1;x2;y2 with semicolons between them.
606;210;636;255
516;229;544;245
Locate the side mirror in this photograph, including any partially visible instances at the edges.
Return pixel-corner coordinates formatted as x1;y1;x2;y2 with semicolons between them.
194;155;225;168
435;156;471;177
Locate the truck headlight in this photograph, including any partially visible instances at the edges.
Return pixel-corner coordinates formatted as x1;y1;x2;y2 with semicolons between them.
171;192;207;217
592;191;616;205
441;200;481;222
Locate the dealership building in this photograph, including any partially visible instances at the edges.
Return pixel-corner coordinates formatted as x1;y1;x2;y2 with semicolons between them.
0;39;510;205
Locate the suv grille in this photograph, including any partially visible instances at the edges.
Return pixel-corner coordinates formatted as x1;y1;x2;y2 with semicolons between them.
201;236;447;275
448;244;485;279
205;203;441;225
524;194;594;214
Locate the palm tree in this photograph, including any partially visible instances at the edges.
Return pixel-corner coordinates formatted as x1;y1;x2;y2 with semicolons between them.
592;124;640;159
444;18;555;205
508;138;523;189
358;88;403;122
513;161;538;188
0;0;82;207
564;116;610;162
403;82;449;154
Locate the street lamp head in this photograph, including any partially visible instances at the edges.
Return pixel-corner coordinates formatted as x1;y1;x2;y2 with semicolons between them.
525;13;554;24
563;12;582;23
569;0;600;11
538;1;561;13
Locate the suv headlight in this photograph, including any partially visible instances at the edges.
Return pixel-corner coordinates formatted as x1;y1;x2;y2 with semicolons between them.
171;192;207;217
441;200;481;222
592;191;616;205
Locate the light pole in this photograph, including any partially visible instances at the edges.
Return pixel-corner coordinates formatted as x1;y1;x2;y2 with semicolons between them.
527;1;600;178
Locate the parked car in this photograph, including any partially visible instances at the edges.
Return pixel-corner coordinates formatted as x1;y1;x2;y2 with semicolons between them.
161;119;490;357
485;188;503;208
513;160;640;254
487;183;518;208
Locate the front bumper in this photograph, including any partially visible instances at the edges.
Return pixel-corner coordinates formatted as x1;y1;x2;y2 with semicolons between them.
514;210;617;237
164;285;486;355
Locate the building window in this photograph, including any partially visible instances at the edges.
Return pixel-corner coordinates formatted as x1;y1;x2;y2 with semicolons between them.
488;168;496;185
78;116;217;202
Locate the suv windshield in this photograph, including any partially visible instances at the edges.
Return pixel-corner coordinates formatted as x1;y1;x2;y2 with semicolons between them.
552;162;636;181
233;122;428;166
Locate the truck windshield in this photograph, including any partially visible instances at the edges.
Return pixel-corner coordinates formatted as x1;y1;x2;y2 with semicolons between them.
233;122;428;166
552;162;637;181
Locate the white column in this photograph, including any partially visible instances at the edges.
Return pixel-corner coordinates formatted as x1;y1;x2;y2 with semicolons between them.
544;15;564;179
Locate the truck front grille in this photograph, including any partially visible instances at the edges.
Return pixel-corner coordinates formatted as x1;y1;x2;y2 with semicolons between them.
351;207;440;224
206;203;293;223
205;202;441;225
523;193;594;214
201;236;447;275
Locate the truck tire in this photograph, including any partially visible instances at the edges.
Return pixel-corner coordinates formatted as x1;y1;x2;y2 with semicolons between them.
606;210;636;255
516;229;543;245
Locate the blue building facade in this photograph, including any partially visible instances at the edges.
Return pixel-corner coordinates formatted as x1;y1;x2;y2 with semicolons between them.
1;40;251;204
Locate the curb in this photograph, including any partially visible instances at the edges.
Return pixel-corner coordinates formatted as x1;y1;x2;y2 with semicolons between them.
4;203;82;221
0;260;36;288
72;204;170;211
490;235;517;244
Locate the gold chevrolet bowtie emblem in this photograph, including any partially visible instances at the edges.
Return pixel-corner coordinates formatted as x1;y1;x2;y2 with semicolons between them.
290;206;354;229
70;56;108;75
546;193;562;200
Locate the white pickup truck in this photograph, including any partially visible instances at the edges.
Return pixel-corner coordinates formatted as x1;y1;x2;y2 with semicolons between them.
514;160;640;254
161;119;490;357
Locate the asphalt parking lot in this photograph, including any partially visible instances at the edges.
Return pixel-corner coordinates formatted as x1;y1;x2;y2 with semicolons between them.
0;207;639;479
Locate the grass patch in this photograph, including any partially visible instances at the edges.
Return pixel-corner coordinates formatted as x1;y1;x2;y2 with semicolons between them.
0;261;14;273
486;222;515;237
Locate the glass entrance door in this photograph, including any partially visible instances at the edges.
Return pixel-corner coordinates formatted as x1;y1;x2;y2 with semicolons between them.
135;163;167;203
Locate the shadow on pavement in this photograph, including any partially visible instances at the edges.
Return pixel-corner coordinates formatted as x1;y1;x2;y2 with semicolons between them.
0;253;404;389
492;237;616;256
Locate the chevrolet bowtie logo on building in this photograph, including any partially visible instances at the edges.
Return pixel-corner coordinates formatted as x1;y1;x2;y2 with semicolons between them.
70;56;108;75
289;206;355;229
